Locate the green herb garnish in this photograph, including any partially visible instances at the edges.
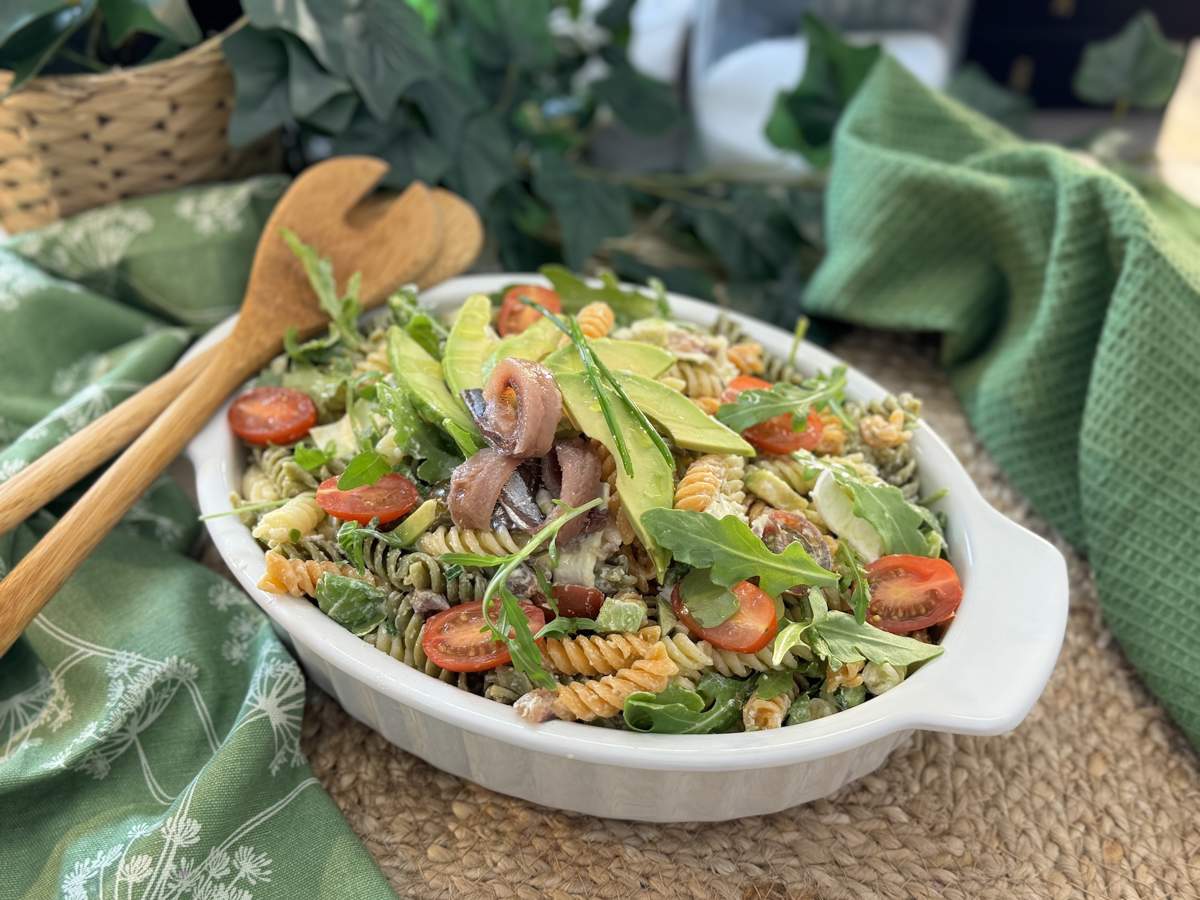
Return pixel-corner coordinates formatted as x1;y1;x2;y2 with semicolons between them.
199;497;288;521
315;573;388;636
336;449;390;491
715;367;846;433
293;442;335;472
281;228;363;350
755;670;796;700
622;673;755;734
440;497;603;689
520;298;673;477
787;316;809;372
677;568;738;628
640;509;838;598
837;541;871;624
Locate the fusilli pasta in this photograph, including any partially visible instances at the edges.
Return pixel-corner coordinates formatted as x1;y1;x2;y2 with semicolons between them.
550;642;679;721
402;551;489;604
674;454;747;520
258;550;375;597
252;493;324;546
417;525;526;557
576;301;615;339
544;626;662;677
726;341;764;375
743;684;796;731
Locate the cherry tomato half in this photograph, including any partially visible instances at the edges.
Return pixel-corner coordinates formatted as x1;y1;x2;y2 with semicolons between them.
672;580;778;654
315;472;420;525
228;386;317;446
720;375;823;454
548;584;606;619
866;555;963;634
497;284;562;336
421;600;547;672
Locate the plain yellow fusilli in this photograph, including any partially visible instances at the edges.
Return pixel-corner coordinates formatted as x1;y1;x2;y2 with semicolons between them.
353;329;391;375
664;360;727;400
576;301;615;339
544;626;662;677
417;525;526;557
661;633;714;680
241;464;280;503
252;493;324;546
258;551;376;597
551;642;678;721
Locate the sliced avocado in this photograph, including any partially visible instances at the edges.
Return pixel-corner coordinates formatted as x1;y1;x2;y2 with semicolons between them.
387;326;477;437
483;317;562;378
556;371;672;578
442;294;495;398
617;373;754;457
544;338;673;379
392;498;441;547
308;413;357;459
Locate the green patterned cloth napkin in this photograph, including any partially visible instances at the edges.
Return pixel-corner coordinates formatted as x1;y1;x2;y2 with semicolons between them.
0;179;395;898
806;58;1200;748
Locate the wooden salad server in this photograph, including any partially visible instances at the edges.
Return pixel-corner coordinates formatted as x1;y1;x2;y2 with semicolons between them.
0;156;480;653
0;165;483;536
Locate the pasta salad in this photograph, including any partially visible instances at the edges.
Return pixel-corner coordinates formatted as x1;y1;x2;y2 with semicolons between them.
227;233;962;734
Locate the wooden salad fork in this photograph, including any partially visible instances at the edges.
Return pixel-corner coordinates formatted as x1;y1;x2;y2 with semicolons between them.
0;156;481;654
0;168;483;536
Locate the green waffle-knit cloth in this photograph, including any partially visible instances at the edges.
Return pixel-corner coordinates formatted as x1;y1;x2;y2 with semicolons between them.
0;179;395;898
806;58;1200;747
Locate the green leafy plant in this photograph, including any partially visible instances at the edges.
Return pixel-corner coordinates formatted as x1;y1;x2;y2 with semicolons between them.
715;367;846;433
314;572;388;636
772;589;942;670
640;508;838;599
1072;11;1184;113
622;673;755;734
764;13;881;168
222;1;828;329
0;0;206;93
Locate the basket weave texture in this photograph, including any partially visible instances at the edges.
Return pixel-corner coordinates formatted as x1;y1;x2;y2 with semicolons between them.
0;29;278;234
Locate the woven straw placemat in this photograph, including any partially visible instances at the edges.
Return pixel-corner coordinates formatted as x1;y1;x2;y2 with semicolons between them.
289;332;1199;900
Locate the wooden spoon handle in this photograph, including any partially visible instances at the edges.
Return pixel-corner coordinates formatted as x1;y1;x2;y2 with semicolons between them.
0;346;219;535
0;342;253;654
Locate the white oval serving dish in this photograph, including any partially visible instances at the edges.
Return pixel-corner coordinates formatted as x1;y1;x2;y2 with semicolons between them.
188;274;1068;822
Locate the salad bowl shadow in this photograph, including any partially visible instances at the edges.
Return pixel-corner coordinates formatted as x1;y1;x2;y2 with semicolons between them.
187;274;1068;822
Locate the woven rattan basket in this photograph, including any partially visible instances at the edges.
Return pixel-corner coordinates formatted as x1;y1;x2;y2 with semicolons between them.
0;25;279;234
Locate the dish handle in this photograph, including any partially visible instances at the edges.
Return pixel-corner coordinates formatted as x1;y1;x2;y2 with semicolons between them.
901;505;1069;736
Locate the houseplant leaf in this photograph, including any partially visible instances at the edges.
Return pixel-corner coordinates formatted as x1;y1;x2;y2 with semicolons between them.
1073;11;1184;110
99;0;201;46
764;13;880;166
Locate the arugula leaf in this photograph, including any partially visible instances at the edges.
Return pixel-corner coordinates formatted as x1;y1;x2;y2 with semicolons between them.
679;568;738;628
293;442;335;472
837;541;871;624
715;367;846;433
534;616;599;640
594;594;646;633
1073;11;1184;110
808;610;943;670
640;509;838;598
787;316;809;371
315;573;388;636
336;449;390;491
375;381;462;481
622;673;755;734
281;228;363;349
764;13;881;167
836;475;929;557
540;265;669;323
755;670;795;700
336;515;431;572
440;498;603;689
